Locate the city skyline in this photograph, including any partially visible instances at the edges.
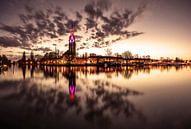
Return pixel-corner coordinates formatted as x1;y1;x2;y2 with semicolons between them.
0;0;191;60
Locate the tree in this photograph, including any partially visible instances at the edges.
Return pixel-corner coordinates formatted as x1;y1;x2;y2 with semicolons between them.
146;55;150;59
122;51;133;59
105;48;112;56
76;52;79;57
114;52;120;57
175;57;183;62
134;54;139;58
43;53;49;60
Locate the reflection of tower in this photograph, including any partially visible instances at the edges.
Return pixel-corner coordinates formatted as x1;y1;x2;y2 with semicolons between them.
69;32;76;60
68;70;76;101
22;51;26;65
22;66;26;80
30;66;35;78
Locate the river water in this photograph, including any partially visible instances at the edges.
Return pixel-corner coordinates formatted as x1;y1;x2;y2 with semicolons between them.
0;65;191;129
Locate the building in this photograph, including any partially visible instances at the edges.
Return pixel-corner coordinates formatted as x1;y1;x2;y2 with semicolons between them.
68;31;76;60
40;32;155;66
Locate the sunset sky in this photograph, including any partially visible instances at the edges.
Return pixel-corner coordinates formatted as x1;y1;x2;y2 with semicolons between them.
0;0;191;60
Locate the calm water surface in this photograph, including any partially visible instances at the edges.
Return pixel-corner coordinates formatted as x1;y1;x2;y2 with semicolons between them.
0;65;191;129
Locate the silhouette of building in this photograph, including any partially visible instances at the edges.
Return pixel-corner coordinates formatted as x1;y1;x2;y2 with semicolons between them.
40;32;161;66
30;51;34;61
22;51;26;62
18;51;26;66
18;51;37;66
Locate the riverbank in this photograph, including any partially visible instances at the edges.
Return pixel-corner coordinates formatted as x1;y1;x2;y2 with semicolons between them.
39;62;190;67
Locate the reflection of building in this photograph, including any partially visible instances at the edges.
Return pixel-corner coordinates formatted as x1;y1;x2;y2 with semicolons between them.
61;67;76;101
62;68;76;101
68;70;76;101
20;65;35;79
21;66;26;79
41;66;77;101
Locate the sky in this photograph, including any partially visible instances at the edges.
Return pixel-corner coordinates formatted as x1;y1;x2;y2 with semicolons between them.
0;0;191;60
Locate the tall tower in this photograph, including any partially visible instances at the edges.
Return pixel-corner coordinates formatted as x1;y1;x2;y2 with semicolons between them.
22;51;26;62
30;51;34;61
69;31;76;60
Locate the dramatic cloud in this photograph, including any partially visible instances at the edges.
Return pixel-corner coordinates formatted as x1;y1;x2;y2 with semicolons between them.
0;5;82;48
33;47;52;53
0;0;146;51
20;46;52;53
82;0;146;48
0;37;21;47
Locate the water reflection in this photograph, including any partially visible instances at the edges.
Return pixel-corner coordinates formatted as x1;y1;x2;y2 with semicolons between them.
0;65;191;129
21;66;26;79
0;66;146;129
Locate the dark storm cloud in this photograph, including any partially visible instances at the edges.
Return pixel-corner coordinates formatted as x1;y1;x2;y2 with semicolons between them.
0;24;30;43
20;46;52;52
76;11;82;20
0;5;83;49
97;0;112;11
0;0;146;51
111;37;122;43
82;0;146;48
0;37;21;47
33;47;52;53
84;2;102;19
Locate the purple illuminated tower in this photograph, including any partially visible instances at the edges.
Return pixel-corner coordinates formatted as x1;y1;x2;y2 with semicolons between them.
69;31;76;60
